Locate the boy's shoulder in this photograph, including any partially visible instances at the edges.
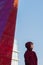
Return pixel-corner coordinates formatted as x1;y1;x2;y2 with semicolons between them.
32;51;37;55
24;50;28;56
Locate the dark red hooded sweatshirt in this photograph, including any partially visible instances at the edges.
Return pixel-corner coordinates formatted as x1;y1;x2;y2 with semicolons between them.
24;42;38;65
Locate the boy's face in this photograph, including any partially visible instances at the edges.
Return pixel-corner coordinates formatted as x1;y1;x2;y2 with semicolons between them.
31;44;34;49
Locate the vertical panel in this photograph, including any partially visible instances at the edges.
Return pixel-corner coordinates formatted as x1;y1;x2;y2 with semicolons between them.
0;0;18;65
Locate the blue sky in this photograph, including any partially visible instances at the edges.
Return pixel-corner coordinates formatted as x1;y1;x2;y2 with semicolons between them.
15;0;43;65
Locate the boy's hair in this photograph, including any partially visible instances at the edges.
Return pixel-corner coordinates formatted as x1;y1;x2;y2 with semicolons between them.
25;42;33;50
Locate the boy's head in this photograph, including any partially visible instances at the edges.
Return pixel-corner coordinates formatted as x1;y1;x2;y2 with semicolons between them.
25;42;34;51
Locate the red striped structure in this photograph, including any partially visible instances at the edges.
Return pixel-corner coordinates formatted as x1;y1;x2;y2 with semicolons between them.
0;0;18;65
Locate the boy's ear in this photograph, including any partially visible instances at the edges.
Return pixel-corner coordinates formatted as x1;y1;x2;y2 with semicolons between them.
13;0;18;8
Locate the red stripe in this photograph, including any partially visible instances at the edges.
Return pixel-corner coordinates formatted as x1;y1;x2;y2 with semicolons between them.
0;7;18;65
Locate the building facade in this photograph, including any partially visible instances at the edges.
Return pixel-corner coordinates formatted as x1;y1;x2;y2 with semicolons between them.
11;39;19;65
